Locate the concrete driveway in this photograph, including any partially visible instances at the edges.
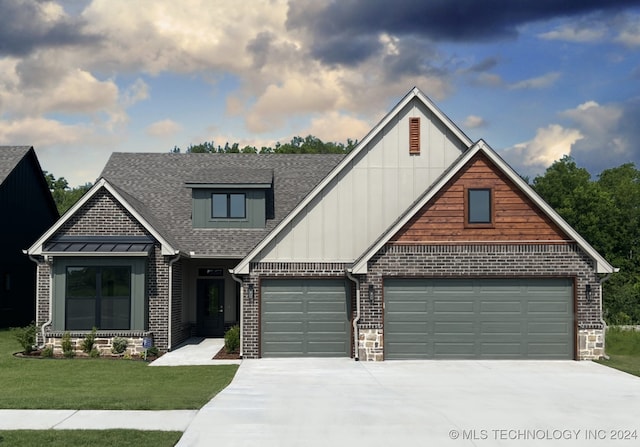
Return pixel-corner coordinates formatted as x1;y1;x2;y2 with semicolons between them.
177;359;640;447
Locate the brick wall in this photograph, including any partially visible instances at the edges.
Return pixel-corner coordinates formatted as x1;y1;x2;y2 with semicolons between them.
244;244;604;361
35;186;174;352
147;244;170;351
170;258;189;349
35;261;51;345
56;188;148;237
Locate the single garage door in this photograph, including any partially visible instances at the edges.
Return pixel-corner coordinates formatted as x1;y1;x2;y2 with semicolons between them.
261;279;351;357
385;278;574;360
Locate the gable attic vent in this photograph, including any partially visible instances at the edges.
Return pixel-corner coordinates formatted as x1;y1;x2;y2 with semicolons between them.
409;117;420;154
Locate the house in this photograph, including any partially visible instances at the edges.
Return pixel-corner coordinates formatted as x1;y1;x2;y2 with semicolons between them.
27;88;616;359
0;146;59;327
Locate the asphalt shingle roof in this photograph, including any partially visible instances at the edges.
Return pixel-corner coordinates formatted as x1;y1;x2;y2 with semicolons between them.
0;146;32;185
99;153;345;258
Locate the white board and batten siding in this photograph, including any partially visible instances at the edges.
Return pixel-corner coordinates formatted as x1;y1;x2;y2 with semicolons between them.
255;97;469;263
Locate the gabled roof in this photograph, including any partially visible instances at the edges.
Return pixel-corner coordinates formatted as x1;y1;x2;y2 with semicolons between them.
98;153;343;258
1;146;58;218
350;140;617;275
0;146;35;185
232;87;473;273
27;178;179;256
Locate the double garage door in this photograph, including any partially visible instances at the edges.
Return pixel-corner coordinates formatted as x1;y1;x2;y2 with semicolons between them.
261;279;351;357
385;278;574;360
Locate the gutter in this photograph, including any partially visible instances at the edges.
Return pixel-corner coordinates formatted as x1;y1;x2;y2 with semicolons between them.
346;269;361;361
167;252;181;351
230;272;244;358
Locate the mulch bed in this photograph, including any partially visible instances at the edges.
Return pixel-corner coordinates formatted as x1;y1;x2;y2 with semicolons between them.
213;346;241;360
13;351;160;362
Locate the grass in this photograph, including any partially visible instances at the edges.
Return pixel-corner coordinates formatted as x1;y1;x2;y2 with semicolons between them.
595;327;640;377
0;329;238;410
0;429;182;447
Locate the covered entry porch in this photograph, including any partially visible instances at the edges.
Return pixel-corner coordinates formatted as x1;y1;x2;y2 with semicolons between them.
176;258;241;343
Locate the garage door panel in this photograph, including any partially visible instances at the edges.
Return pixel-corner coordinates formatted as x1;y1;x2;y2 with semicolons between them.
307;321;348;332
527;322;571;335
433;300;475;313
386;301;428;313
385;278;573;360
481;301;522;313
386;312;428;322
434;321;474;334
481;322;523;335
263;301;304;313
527;301;570;314
261;279;350;357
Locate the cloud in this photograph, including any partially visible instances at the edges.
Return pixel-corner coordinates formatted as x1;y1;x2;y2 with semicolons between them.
616;15;640;46
302;111;372;143
146;119;183;138
463;115;487;129
557;100;640;172
509;72;561;90
538;19;607;42
0;0;98;56
503;124;583;172
287;0;637;66
561;101;623;138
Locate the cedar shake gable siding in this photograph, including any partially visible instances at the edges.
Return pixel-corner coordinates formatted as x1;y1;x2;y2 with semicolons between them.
391;152;569;243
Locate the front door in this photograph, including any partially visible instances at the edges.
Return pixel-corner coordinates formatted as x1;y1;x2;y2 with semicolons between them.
196;279;225;336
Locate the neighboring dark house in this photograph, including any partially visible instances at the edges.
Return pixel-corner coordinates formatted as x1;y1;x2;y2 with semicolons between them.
27;88;616;360
0;146;58;327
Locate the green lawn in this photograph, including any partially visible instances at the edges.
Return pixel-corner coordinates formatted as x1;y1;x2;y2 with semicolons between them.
0;429;182;447
0;329;238;409
595;327;640;377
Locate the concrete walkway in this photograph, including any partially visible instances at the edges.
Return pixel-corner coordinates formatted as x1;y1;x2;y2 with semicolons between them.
177;359;640;447
150;337;242;366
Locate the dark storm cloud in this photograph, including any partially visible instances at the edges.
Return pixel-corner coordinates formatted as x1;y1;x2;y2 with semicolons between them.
288;0;640;65
0;0;99;56
466;57;499;73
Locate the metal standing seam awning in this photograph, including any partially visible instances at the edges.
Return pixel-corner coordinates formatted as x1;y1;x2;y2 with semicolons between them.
43;236;155;255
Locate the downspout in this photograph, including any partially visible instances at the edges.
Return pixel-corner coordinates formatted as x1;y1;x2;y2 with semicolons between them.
231;272;244;358
598;271;616;360
167;252;181;351
26;253;51;349
346;269;361;361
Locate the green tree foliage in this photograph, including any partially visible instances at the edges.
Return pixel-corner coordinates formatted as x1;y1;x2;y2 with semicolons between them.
44;171;92;215
533;156;640;324
172;135;358;155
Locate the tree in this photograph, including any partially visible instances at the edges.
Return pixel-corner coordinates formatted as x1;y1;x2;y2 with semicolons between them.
173;135;358;155
44;171;92;215
532;157;640;324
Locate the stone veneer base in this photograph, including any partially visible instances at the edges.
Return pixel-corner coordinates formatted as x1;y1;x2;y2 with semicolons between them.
357;328;604;361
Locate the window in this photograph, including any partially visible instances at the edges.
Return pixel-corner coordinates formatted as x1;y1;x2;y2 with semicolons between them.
212;193;246;218
466;188;493;226
409;117;420;154
65;266;131;330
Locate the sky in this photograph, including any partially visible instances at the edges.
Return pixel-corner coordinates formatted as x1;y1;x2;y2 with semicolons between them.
1;0;639;187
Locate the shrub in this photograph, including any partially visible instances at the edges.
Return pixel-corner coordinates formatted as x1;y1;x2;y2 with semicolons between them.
147;346;159;357
224;325;240;353
41;345;54;358
89;347;101;358
111;337;128;354
11;322;37;354
61;332;75;358
81;327;98;354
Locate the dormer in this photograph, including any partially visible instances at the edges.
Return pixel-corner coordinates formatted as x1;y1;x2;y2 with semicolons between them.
186;168;273;229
